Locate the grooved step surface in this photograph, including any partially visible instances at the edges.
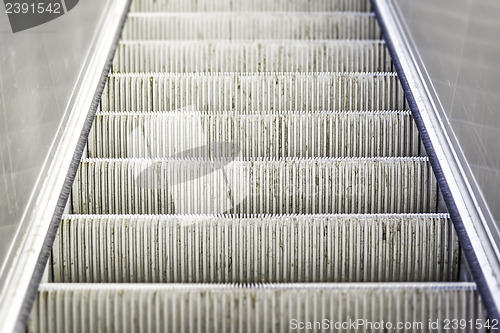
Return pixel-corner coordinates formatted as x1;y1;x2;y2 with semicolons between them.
52;214;458;283
112;41;392;73
72;158;438;215
29;283;485;333
29;0;487;329
123;13;381;40
101;73;407;112
130;0;373;12
89;111;422;158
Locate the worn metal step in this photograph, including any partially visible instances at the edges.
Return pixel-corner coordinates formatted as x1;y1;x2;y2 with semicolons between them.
112;41;392;73
29;283;485;333
122;13;381;41
52;214;458;283
27;0;489;329
130;0;372;13
72;158;438;215
88;111;422;158
101;73;407;112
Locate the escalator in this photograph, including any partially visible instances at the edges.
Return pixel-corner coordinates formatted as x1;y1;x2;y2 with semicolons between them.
27;0;488;331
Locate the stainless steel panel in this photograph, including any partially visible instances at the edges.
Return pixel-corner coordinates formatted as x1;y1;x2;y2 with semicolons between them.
0;0;129;330
392;0;500;227
0;0;108;280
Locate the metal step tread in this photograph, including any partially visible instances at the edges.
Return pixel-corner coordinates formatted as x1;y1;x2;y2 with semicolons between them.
29;0;486;329
123;13;381;41
29;282;485;333
53;213;458;283
72;157;438;215
89;110;422;158
130;0;372;13
113;40;391;73
101;72;407;112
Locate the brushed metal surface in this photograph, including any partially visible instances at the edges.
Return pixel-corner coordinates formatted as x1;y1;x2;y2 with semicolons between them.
0;0;108;280
392;0;500;228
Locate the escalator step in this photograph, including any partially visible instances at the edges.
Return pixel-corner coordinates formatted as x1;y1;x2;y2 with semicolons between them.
88;111;421;158
27;0;490;329
123;13;381;41
101;73;407;112
52;214;458;283
130;0;372;13
72;158;438;215
112;41;391;73
29;283;485;333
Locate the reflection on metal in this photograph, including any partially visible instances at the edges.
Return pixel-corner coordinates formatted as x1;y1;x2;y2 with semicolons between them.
394;0;500;231
372;0;500;319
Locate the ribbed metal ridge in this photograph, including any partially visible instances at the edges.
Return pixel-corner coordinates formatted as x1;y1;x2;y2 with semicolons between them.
52;214;458;283
29;283;485;333
112;41;391;73
101;73;407;112
72;157;438;215
130;0;373;12
122;13;381;41
89;111;422;158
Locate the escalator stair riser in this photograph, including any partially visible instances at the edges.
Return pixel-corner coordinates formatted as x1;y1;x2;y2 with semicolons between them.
112;41;392;73
123;13;381;41
72;158;438;215
101;73;407;112
130;0;373;13
52;214;458;283
88;111;422;158
29;283;484;333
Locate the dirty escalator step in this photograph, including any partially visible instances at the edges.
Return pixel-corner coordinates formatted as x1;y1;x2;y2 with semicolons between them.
88;111;422;158
72;157;438;215
29;283;484;332
100;72;407;112
27;0;488;331
129;0;373;12
122;13;380;41
53;214;458;283
112;40;392;73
